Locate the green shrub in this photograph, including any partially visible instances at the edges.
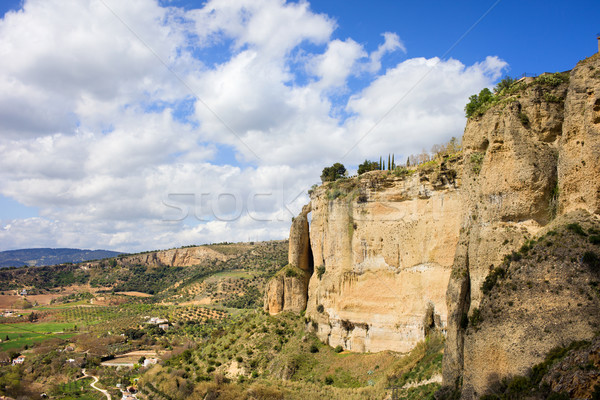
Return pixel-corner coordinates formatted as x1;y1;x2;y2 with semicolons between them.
324;375;334;385
334;345;343;353
591;384;600;400
317;266;326;280
543;92;564;103
327;188;343;200
567;223;587;236
469;308;482;328
506;375;530;394
535;72;569;87
518;112;530;126
494;76;516;94
583;251;600;270
470;152;484;175
482;267;506;295
530;341;588;385
393;167;412;178
316;304;324;313
310;344;319;353
589;235;600;245
511;251;522;262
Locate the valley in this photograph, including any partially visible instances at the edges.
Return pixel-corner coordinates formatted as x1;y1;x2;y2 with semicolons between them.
2;48;600;400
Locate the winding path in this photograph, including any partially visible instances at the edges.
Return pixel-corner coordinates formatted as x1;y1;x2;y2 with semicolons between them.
81;369;112;400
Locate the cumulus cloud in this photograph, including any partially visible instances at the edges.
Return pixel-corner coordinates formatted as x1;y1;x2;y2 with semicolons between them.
367;32;406;73
0;0;507;252
310;38;366;89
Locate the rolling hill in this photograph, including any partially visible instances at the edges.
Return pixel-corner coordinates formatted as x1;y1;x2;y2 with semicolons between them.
0;248;125;268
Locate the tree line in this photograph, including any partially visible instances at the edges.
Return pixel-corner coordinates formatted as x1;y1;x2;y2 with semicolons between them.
319;136;462;183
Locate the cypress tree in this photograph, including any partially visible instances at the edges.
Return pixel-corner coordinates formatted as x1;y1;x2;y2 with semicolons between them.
380;156;383;170
392;154;395;169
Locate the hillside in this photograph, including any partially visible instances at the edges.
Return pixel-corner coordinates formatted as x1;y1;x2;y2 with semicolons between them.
0;241;287;307
0;248;124;268
139;310;445;400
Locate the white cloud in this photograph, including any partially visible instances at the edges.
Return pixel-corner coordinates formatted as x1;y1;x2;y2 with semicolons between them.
367;32;405;73
189;0;334;59
0;0;507;252
310;38;366;89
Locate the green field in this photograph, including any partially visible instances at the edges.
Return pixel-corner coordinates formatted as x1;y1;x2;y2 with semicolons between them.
0;322;76;350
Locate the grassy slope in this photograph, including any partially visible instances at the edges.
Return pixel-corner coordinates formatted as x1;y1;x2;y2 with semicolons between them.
139;311;444;400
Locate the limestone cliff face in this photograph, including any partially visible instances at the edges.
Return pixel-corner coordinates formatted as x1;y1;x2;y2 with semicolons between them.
263;54;600;397
443;54;600;398
306;163;462;353
264;204;312;314
559;54;600;215
124;246;229;267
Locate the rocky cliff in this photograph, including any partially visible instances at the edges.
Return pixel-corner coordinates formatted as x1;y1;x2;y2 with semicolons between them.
265;159;463;352
264;53;600;398
123;246;229;267
306;165;463;353
443;53;600;398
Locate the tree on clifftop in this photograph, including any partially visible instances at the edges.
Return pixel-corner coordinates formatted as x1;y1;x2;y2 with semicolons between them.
465;87;494;118
357;160;379;175
321;163;347;182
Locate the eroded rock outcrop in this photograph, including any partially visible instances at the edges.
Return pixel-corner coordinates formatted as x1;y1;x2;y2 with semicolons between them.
124;246;229;267
264;204;313;314
442;54;600;398
306;163;462;353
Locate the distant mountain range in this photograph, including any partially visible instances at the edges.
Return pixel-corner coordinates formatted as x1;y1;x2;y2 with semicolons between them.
0;248;125;268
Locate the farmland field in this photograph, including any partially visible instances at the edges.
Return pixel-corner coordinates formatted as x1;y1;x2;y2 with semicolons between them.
0;322;76;350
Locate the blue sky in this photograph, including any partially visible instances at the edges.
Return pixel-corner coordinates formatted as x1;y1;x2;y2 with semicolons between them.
0;0;598;252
